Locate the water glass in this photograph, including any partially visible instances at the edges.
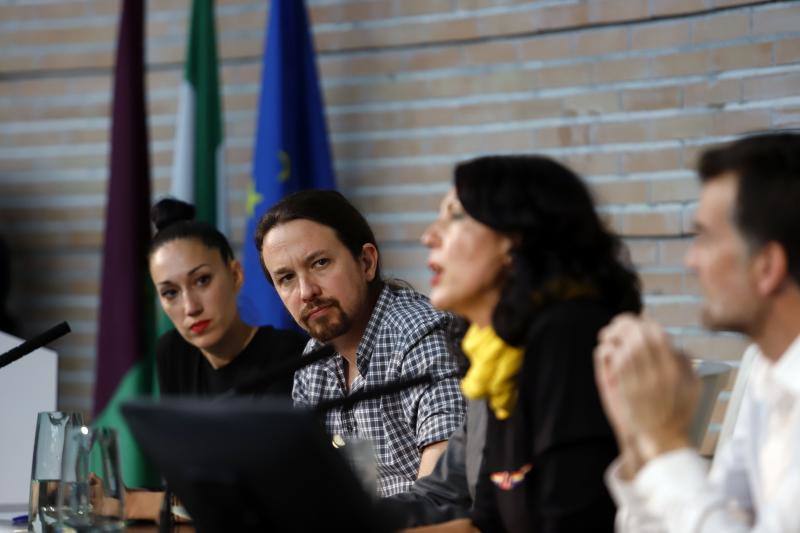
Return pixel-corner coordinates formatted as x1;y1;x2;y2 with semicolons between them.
28;411;84;533
56;426;125;532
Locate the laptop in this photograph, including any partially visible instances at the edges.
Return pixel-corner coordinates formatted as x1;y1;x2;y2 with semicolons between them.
122;397;396;533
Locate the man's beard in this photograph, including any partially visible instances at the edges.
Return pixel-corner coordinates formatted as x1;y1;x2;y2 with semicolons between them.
300;298;352;342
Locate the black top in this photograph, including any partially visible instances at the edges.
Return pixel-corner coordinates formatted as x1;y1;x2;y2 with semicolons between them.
472;299;618;533
156;326;307;397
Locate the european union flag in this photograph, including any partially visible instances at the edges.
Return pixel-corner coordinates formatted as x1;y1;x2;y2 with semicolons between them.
239;0;336;328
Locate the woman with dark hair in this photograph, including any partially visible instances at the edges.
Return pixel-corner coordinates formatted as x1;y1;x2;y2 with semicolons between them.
417;155;641;532
118;198;307;520
148;197;306;398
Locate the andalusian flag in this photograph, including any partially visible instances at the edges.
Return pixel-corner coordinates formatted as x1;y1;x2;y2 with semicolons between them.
170;0;227;233
93;0;160;488
160;0;227;335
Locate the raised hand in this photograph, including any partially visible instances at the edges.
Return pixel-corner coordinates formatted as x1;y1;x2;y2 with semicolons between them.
595;314;700;470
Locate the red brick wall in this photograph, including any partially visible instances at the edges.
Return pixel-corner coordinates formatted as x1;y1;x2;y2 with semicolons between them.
1;1;798;446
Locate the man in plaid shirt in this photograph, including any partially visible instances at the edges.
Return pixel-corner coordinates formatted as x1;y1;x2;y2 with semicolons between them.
255;190;466;497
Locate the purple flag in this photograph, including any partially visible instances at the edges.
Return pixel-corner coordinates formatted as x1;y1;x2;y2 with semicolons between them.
92;0;158;487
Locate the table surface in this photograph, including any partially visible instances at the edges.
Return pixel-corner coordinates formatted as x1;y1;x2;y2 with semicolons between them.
1;360;731;533
0;522;195;532
0;512;194;532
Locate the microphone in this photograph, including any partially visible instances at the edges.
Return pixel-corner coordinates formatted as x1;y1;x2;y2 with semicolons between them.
314;371;462;414
0;321;71;370
228;343;337;396
159;481;173;533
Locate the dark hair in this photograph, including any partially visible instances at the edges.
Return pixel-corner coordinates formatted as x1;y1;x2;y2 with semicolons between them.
254;190;383;293
148;198;234;263
455;155;642;346
698;132;800;285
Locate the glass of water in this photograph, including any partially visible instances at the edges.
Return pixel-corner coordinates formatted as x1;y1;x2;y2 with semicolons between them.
28;411;84;533
56;426;125;532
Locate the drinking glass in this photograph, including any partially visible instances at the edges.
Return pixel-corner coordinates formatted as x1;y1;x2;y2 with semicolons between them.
56;426;125;532
28;411;84;533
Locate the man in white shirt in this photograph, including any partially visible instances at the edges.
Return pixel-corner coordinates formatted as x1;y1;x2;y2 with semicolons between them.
594;132;800;532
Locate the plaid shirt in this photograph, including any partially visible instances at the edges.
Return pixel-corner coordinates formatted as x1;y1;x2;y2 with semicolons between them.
293;285;466;497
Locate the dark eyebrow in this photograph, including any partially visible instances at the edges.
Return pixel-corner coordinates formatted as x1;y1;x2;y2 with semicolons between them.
305;250;329;265
270;266;293;278
269;250;331;279
188;263;211;275
156;263;211;287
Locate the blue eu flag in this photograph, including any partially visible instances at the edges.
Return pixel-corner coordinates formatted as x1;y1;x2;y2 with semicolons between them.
239;0;336;328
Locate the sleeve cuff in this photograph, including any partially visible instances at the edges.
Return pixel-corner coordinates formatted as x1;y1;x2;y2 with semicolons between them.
606;457;672;533
605;457;643;507
635;448;710;515
416;412;463;450
636;448;708;493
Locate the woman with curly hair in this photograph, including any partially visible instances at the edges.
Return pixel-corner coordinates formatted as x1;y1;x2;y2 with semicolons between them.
417;155;641;532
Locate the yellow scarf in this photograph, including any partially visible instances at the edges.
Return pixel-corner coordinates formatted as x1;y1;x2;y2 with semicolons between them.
460;324;524;420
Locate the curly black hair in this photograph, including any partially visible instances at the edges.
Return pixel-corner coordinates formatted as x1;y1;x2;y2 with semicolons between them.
455;155;641;346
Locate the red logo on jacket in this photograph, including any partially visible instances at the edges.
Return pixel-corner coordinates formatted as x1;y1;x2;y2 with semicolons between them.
490;463;533;490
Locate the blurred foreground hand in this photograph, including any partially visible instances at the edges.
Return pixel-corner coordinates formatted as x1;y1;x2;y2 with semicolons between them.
594;314;700;477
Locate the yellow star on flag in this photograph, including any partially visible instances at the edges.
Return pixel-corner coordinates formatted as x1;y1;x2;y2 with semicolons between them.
278;150;291;183
246;181;263;217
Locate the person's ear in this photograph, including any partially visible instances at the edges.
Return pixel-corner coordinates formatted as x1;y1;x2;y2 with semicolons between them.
230;259;245;291
500;232;519;268
754;241;788;296
360;244;379;283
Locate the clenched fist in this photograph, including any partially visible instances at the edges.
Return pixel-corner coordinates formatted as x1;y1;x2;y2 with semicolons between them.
594;314;700;473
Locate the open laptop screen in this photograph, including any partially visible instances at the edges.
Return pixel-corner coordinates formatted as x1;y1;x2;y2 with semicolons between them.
122;397;393;533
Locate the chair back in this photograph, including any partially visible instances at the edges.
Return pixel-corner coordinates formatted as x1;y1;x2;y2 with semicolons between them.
714;346;758;455
689;359;732;448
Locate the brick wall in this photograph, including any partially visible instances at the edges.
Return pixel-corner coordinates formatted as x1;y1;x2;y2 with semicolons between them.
1;0;798;448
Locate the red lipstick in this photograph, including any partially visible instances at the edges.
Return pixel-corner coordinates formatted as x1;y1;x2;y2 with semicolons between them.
190;320;211;334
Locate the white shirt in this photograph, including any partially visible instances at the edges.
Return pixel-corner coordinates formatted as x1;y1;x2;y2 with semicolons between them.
606;336;800;533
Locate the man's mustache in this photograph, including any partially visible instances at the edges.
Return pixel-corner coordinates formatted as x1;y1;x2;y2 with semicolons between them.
300;298;341;322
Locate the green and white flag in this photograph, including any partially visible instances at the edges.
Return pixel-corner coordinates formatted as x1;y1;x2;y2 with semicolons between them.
161;0;227;337
171;0;227;234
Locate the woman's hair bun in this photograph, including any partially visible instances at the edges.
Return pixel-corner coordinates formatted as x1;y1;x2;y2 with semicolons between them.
151;197;196;232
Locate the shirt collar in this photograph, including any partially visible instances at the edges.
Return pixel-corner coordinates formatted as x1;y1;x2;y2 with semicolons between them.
751;334;800;400
770;334;800;397
354;285;392;373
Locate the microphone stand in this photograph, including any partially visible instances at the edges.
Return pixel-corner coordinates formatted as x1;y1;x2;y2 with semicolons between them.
219;343;336;398
159;481;173;533
314;371;461;414
0;321;70;370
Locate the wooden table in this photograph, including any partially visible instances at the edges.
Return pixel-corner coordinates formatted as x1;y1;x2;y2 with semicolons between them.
0;515;194;532
126;523;195;532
